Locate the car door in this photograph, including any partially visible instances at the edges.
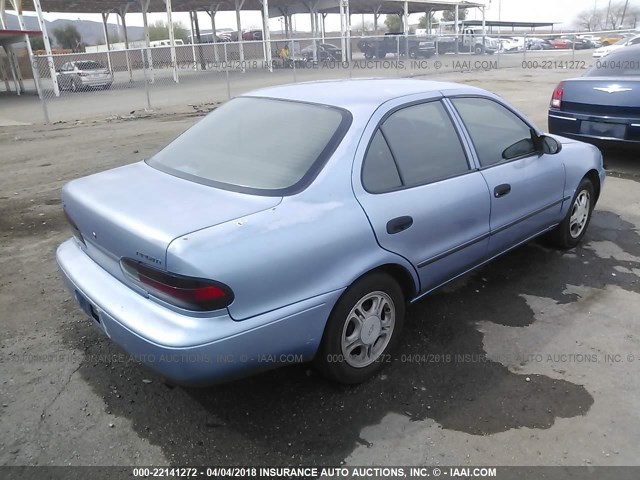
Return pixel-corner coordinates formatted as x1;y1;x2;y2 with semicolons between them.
353;96;491;294
449;96;566;256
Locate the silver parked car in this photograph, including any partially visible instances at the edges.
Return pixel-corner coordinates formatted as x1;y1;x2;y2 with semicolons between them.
57;61;113;92
57;79;605;386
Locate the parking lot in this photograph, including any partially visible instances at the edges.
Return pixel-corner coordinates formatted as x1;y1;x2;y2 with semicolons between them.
1;64;640;468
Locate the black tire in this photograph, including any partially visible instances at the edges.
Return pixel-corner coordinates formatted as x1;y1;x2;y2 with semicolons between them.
103;83;112;90
474;44;483;55
548;177;595;249
364;51;374;60
377;52;387;59
314;272;405;384
409;47;418;59
70;79;78;92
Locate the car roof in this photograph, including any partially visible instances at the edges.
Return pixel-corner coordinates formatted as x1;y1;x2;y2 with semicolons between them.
246;78;484;112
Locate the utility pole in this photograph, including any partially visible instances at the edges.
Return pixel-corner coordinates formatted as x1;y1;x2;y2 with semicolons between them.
606;0;612;29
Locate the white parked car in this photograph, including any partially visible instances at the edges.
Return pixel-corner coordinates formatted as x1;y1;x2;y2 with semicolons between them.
593;35;640;58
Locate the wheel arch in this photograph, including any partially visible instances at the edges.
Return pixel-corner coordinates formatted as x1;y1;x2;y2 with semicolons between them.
584;169;601;202
347;263;418;303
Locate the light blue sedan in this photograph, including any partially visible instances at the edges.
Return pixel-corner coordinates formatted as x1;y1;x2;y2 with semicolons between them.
57;79;605;385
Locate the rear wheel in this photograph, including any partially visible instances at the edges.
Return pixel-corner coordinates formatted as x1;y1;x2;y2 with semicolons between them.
314;272;405;384
548;178;595;249
71;79;79;92
409;47;418;59
474;44;483;55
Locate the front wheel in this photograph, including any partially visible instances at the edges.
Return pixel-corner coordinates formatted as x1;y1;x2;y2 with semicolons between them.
409;47;418;59
314;272;405;384
548;178;595;249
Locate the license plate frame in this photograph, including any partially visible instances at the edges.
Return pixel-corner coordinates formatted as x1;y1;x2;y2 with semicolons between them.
580;121;626;139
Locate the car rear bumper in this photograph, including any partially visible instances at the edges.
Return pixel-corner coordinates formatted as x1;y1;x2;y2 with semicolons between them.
80;76;112;87
56;238;342;385
548;110;640;148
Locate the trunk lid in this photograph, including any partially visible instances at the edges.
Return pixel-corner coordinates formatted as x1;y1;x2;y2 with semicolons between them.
62;161;281;275
561;77;640;117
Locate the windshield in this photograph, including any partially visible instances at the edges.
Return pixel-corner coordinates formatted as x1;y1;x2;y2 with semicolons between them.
76;61;103;70
148;97;350;195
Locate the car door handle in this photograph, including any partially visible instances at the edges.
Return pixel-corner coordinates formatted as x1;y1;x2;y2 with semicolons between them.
494;184;512;198
386;216;414;234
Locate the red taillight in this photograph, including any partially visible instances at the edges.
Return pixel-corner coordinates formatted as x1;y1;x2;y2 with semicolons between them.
120;258;234;312
551;82;564;109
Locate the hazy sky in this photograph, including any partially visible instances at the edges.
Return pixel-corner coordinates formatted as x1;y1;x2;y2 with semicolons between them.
9;0;639;34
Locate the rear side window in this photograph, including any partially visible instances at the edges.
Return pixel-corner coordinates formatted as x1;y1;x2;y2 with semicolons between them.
362;101;469;193
452;97;536;167
362;130;402;193
148;97;350;195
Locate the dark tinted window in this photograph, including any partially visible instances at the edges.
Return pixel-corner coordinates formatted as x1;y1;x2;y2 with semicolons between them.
452;97;535;167
585;46;640;77
362;130;402;193
76;61;103;70
378;101;469;187
149;97;349;193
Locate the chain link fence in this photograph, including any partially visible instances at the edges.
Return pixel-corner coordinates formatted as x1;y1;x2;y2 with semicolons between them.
2;27;635;123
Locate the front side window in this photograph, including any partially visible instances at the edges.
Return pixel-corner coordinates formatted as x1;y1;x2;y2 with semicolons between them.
148;97;350;194
362;101;469;193
452;97;536;167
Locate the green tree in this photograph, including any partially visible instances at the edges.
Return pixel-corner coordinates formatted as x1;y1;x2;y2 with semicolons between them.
384;15;403;33
441;8;468;23
148;21;188;43
417;12;436;29
30;36;45;50
53;25;81;50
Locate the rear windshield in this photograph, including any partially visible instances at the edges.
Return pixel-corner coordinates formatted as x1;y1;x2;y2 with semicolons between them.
76;61;103;70
585;51;640;77
148;97;350;195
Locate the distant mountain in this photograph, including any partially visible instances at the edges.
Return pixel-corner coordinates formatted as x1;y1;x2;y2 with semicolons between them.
5;13;144;46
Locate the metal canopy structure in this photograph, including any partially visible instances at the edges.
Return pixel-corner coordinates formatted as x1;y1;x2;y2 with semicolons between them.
14;0;483;15
2;0;487;102
0;28;41;96
458;19;557;32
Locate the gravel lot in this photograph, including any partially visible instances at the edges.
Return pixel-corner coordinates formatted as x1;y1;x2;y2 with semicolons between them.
1;67;640;468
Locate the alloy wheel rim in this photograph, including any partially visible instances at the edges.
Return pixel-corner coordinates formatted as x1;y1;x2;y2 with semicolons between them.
341;291;395;368
569;190;591;239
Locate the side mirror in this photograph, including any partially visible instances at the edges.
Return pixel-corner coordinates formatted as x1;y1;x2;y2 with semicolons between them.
540;135;562;155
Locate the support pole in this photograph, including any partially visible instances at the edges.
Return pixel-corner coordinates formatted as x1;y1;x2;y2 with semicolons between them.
481;6;486;55
207;4;220;62
339;2;346;61
189;10;198;70
345;0;351;62
163;0;179;83
321;13;326;41
260;0;272;72
140;0;154;83
310;6;317;61
454;4;459;54
101;12;113;74
33;0;59;96
403;0;409;58
118;4;132;82
235;0;245;70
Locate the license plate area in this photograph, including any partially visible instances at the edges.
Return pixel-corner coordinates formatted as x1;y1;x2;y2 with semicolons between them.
75;290;100;324
580;121;626;139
